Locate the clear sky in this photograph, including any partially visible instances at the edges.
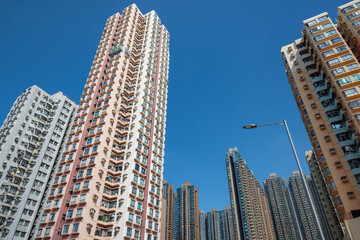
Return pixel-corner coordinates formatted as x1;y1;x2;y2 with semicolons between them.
0;0;344;212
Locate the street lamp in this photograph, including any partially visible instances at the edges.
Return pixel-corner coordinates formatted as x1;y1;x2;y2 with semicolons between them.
243;120;325;240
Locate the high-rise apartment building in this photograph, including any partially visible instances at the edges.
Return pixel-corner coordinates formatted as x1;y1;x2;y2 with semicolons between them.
225;148;275;240
173;182;199;240
0;85;76;239
204;207;235;240
281;1;360;227
199;211;206;240
36;4;170;240
161;180;174;240
305;150;343;239
264;173;300;240
288;171;326;239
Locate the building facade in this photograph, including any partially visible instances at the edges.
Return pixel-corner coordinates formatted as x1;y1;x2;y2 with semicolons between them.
264;173;301;240
288;171;325;239
204;207;235;240
173;182;199;240
305;150;343;239
199;211;206;240
161;180;174;240
36;4;170;240
0;85;76;239
225;148;275;240
280;1;360;227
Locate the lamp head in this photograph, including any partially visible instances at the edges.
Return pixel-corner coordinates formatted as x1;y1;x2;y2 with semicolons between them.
243;124;257;129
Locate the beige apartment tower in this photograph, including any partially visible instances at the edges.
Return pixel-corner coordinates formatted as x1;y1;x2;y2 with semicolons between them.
281;0;360;231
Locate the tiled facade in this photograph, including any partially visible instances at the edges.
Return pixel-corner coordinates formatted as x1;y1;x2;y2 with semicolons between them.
305;150;343;239
0;85;76;239
36;3;170;240
264;173;300;240
225;148;275;240
281;1;360;225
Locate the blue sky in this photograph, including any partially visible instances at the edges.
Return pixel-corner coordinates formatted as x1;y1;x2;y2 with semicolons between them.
0;0;344;212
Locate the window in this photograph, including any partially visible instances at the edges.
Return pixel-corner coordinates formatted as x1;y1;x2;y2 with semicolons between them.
343;88;358;97
45;201;51;209
331;37;341;44
41;214;47;222
347;63;359;71
83;181;89;189
338;77;351;86
332;67;345;76
49;213;55;221
79;194;86;202
44;228;51;236
349;100;360;109
66;209;74;219
314;34;325;42
36;229;42;237
307;20;317;26
53;199;59;207
129;213;134;222
322;49;335;57
63;225;69;234
136;215;141;224
130;199;135;208
353;74;360;81
318;41;329;49
341;54;353;61
322;22;332;29
76;208;83;217
74;183;81;190
72;223;79;233
127;227;132;237
326;29;336;36
336;45;347;52
327;58;340;66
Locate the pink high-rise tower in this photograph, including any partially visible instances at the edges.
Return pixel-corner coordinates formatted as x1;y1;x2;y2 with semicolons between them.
35;4;170;240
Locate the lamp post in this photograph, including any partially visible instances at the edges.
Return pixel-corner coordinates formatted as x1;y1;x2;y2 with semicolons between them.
243;120;325;240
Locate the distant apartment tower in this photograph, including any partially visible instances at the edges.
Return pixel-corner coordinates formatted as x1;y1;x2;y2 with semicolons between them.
0;85;76;239
306;150;343;239
225;148;275;240
280;1;360;226
288;171;328;239
161;180;174;240
199;211;206;240
264;173;300;240
36;4;170;240
205;207;235;240
173;182;199;240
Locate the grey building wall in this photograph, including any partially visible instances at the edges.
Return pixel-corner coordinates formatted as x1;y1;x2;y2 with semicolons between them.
0;85;76;239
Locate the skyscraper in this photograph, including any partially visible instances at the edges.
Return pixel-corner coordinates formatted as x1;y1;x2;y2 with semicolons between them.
161;180;174;240
205;207;235;240
305;150;343;239
225;148;275;240
288;171;325;239
173;182;199;240
36;4;170;239
199;211;207;240
281;0;360;226
0;85;76;239
264;173;300;240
